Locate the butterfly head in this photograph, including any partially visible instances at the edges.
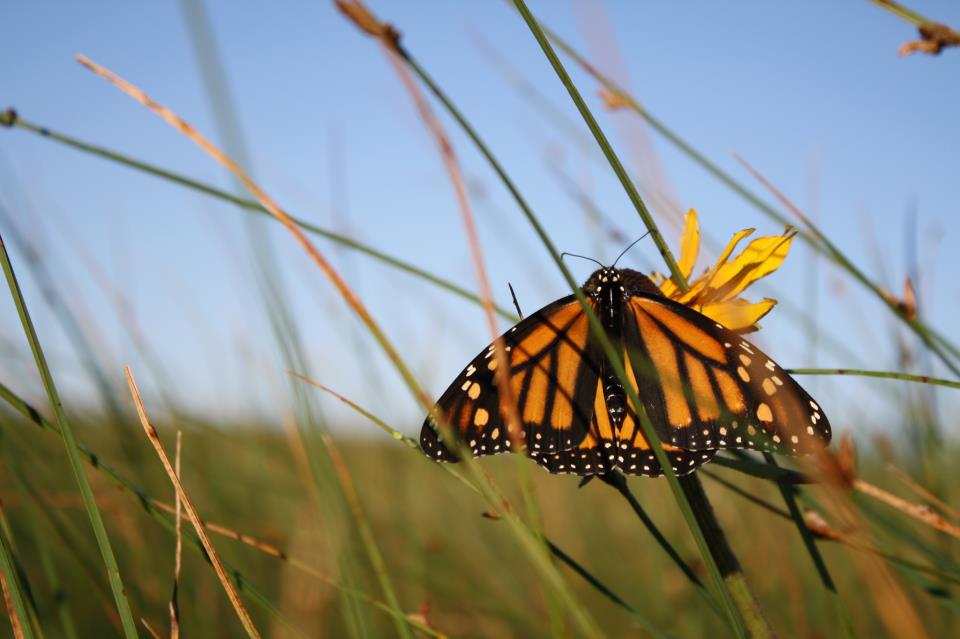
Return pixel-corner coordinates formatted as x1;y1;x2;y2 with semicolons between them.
583;267;662;299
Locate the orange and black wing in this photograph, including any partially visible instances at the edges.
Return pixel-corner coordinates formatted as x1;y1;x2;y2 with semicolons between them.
420;296;602;463
622;294;831;455
530;371;715;477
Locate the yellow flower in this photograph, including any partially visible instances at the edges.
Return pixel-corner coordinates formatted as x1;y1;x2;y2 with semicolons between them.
654;209;795;332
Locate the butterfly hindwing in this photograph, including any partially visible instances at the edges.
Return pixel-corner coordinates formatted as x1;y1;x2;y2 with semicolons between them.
622;294;831;455
420;296;602;462
529;372;717;477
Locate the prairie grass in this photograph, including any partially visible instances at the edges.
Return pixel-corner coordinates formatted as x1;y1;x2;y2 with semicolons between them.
0;1;958;637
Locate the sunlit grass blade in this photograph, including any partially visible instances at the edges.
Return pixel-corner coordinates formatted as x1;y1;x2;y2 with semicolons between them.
509;2;762;635
521;20;960;375
364;18;567;627
597;473;722;616
0;232;139;639
178;5;383;631
77;50;608;637
321;432;415;639
0;344;445;638
170;430;182;639
732;152;960;379
126;367;262;638
0;505;35;639
0;112;518;323
787;368;960;389
296;374;671;634
6;461;79;639
762;454;854;638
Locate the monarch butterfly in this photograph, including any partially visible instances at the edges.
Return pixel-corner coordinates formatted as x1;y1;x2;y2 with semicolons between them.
420;267;831;477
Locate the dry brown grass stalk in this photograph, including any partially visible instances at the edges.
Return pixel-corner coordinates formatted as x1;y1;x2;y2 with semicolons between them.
854;478;960;539
169;430;182;639
0;572;24;639
886;464;960;522
337;0;526;457
141;618;162;639
77;54;431;410
150;500;288;560
124;367;262;639
817;479;929;638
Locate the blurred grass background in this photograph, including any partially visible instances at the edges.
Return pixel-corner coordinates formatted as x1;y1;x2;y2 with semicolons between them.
2;415;957;637
1;1;959;637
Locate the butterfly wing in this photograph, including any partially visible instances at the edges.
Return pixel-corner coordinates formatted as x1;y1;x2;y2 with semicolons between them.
529;372;716;477
621;294;831;455
420;295;602;463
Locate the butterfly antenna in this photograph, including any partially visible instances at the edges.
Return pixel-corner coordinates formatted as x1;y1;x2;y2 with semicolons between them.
559;252;604;268
612;231;653;268
507;282;524;319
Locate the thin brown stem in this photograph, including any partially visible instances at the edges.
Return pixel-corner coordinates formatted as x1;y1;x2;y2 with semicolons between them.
125;368;261;639
170;431;182;639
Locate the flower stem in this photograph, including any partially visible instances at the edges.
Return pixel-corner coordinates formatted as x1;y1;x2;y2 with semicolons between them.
678;475;774;639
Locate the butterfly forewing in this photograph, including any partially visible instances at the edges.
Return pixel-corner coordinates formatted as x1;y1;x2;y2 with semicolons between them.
420;296;602;462
623;295;831;455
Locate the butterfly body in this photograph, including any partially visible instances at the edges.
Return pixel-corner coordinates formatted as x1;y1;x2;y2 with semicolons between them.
420;267;830;477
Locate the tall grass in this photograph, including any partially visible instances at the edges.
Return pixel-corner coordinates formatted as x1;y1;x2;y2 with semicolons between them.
0;2;958;638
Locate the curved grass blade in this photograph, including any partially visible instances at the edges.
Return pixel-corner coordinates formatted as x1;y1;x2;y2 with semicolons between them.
788;369;960;389
516;22;960;375
0;508;35;639
0;112;517;323
762;454;854;638
77;50;606;638
298;375;670;635
509;2;764;635
0;233;138;639
126;368;262;639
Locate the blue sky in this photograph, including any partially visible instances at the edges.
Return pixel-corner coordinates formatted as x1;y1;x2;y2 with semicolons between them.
2;1;958;438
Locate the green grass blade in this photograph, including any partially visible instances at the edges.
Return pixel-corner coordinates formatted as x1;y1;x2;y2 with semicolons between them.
868;0;960;35
527;27;960;376
406;23;749;634
0;382;447;637
507;2;684;286
509;2;764;635
0;509;36;639
179;1;397;630
763;454;855;638
300;375;671;634
787;369;960;389
0;233;139;638
7;461;79;639
2;112;516;323
544;539;673;638
3;442;77;639
597;473;722;616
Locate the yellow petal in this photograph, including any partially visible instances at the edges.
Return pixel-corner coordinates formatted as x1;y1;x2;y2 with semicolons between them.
701;231;795;304
659;276;679;299
700;298;777;332
678;209;700;280
661;209;702;299
677;227;755;304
